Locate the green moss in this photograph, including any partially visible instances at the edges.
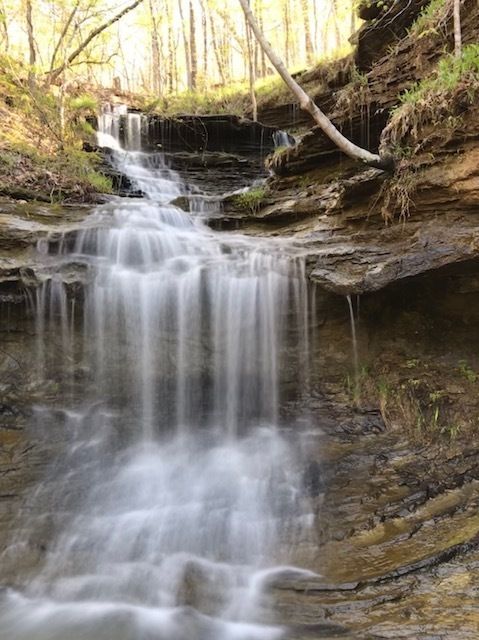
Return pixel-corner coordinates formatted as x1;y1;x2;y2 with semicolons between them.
231;186;267;213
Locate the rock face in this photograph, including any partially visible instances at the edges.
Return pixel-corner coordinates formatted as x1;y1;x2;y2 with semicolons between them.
0;201;91;290
353;0;431;71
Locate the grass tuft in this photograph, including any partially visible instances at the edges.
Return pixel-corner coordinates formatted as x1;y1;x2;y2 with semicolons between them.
231;186;267;213
409;0;448;37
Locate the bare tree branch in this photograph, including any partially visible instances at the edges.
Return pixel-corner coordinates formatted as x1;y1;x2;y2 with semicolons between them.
49;0;81;73
48;0;145;84
238;0;391;169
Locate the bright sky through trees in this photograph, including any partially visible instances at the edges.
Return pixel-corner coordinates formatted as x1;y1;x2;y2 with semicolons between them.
0;0;359;94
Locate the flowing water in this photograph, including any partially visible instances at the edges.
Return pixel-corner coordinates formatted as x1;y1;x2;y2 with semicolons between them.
0;108;316;639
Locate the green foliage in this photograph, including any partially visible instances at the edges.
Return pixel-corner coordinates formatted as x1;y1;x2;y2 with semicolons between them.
231;186;267;213
400;45;479;106
54;148;113;194
356;0;393;15
0;151;15;168
410;0;447;37
441;422;461;441
147;85;248;117
382;45;479;161
84;170;113;193
458;360;478;383
69;93;98;112
349;65;368;87
344;364;369;405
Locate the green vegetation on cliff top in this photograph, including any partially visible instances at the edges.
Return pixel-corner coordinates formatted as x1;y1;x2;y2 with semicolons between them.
0;56;112;203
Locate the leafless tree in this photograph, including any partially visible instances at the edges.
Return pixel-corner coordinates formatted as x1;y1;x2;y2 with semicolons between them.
238;0;390;168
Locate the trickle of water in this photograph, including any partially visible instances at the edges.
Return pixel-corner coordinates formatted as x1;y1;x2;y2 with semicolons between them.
272;130;295;148
347;294;359;391
0;108;317;640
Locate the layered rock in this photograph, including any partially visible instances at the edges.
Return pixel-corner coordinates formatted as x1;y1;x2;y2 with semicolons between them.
268;0;479;177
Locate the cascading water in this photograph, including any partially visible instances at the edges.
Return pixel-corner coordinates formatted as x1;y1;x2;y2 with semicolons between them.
0;106;317;639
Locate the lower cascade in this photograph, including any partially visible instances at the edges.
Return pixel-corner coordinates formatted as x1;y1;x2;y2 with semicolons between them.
0;112;318;639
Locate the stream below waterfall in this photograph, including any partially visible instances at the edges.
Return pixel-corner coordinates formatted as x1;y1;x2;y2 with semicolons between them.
0;111;320;639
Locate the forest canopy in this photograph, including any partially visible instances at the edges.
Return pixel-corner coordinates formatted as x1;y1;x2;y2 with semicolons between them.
0;0;358;95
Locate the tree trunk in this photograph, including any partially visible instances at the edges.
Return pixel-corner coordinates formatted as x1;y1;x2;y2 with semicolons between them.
25;0;36;88
209;9;226;84
49;0;145;84
178;0;192;89
244;0;257;120
256;0;266;77
165;0;175;92
0;0;10;53
300;0;314;65
454;0;462;58
198;0;208;82
283;0;290;67
238;0;389;169
350;0;357;37
331;0;341;50
189;0;197;90
148;0;162;94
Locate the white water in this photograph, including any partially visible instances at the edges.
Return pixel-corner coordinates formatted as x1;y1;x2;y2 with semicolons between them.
0;108;316;639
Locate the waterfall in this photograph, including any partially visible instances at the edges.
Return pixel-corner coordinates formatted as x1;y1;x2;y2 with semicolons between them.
272;130;295;148
0;109;316;640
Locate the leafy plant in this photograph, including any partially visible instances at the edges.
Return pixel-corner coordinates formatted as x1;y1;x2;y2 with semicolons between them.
410;0;448;37
399;45;479;106
458;360;478;383
69;93;98;112
231;186;267;213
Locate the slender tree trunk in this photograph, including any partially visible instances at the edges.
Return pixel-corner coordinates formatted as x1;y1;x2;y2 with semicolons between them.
300;0;314;65
165;0;175;92
149;0;162;93
209;10;226;84
454;0;462;58
331;0;341;50
253;0;259;79
178;0;192;89
189;0;197;90
256;0;266;77
118;28;131;91
198;0;208;83
244;0;257;120
238;0;389;168
283;0;290;67
350;0;357;36
49;0;145;84
0;0;10;53
25;0;36;88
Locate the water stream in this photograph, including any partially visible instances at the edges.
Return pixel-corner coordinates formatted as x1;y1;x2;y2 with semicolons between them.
0;109;317;639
